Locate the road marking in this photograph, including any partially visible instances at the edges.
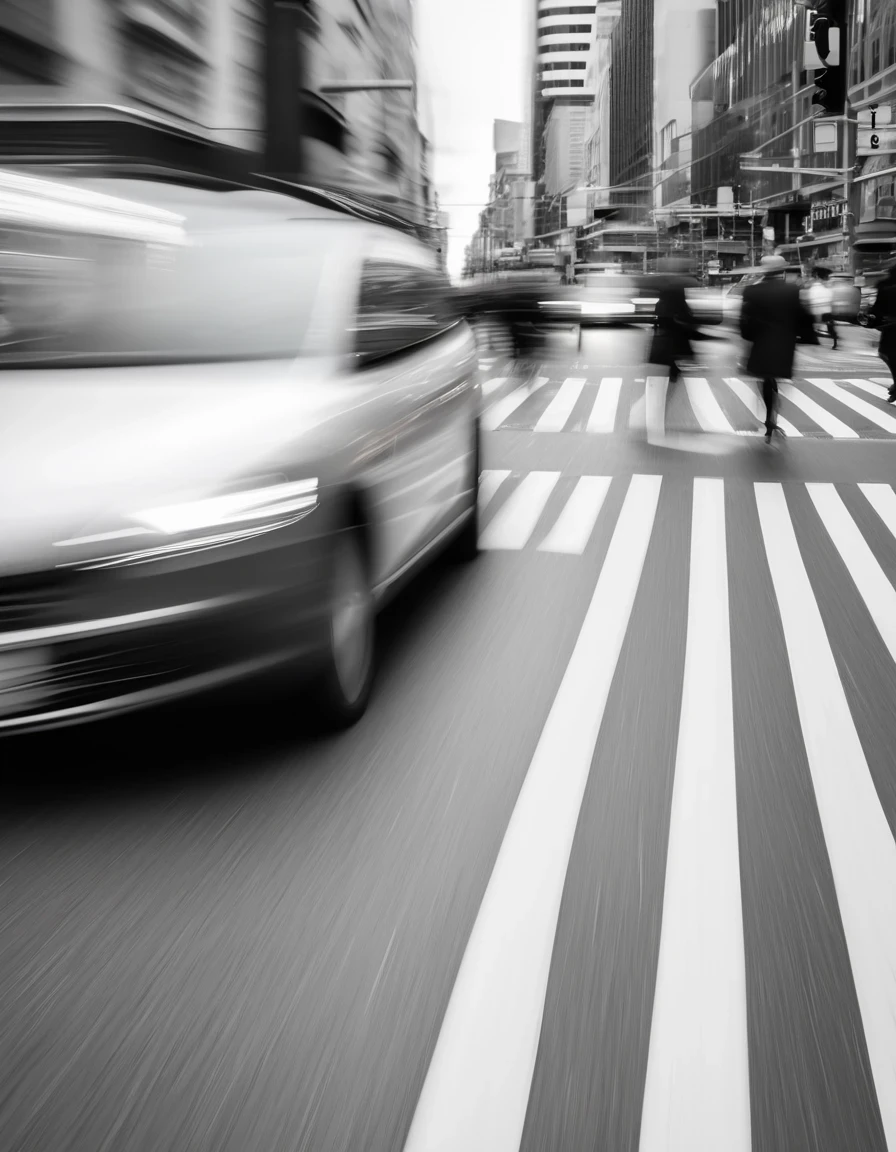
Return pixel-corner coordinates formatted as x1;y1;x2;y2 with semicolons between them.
684;377;734;433
482;377;547;431
478;469;511;513
538;475;611;554
723;377;802;437
586;376;622;433
779;382;858;438
535;377;586;433
808;484;896;660
640;478;750;1152
805;378;896;434
859;483;896;541
479;471;560;551
871;377;893;387
645;375;667;442
403;475;661;1152
481;376;507;400
845;377;889;399
756;482;896;1152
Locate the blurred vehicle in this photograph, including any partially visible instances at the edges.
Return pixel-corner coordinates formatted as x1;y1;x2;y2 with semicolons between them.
685;286;724;325
0;169;480;734
577;272;660;326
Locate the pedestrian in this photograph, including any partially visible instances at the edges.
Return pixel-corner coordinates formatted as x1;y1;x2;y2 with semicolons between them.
805;272;838;349
740;254;816;443
649;257;699;383
869;260;896;404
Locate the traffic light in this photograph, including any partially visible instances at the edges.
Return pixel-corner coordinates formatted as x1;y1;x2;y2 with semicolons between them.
801;0;846;117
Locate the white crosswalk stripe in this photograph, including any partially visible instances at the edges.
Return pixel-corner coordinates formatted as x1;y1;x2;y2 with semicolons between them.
482;377;547;431
537;475;610;554
481;372;896;440
587;377;622;433
756;483;896;1151
806;378;896;434
723;376;802;437
410;475;896;1152
479;471;560;551
778;382;859;437
535;377;586;433
684;377;735;433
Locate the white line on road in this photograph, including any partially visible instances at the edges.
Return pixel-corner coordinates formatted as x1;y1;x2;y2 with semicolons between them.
403;474;662;1152
871;377;893;387
756;482;896;1152
639;478;750;1152
482;376;548;431
684;377;734;433
645;375;667;442
478;469;511;514
586;377;622;433
805;378;896;434
808;483;896;660
538;475;611;555
535;377;586;433
479;471;560;551
779;382;858;438
723;377;802;437
481;376;507;400
845;377;890;400
859;483;896;542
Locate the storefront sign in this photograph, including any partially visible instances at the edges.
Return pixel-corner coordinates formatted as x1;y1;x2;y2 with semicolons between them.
858;105;893;127
810;199;847;231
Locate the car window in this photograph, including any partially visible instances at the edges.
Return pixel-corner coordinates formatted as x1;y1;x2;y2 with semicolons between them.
0;222;337;367
353;259;446;361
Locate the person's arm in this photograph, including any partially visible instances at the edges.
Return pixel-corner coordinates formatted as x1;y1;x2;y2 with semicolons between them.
739;289;755;342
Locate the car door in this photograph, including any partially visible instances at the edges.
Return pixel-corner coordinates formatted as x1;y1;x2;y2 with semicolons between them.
351;247;475;578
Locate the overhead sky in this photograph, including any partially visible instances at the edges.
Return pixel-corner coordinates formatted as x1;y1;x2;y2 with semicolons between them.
416;0;530;279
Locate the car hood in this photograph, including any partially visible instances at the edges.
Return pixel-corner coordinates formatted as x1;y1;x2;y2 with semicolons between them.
0;359;359;572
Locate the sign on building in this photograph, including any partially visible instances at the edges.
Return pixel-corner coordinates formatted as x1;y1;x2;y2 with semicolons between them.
809;198;847;232
857;126;896;156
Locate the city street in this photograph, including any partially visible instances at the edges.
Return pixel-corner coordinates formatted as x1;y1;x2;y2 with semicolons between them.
2;325;896;1152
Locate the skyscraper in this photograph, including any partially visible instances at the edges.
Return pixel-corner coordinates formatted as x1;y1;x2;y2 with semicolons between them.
531;0;598;232
609;0;654;214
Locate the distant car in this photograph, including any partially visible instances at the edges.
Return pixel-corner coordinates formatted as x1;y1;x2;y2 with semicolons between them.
0;171;481;734
577;273;660;326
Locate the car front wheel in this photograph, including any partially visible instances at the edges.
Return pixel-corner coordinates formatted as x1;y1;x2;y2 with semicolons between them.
315;526;375;728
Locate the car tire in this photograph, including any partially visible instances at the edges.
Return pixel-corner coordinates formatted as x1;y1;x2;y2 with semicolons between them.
314;525;375;728
448;420;480;564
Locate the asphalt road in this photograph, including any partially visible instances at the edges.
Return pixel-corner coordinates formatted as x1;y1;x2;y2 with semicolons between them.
2;325;896;1152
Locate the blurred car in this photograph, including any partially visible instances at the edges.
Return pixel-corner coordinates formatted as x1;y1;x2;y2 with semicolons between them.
577;273;660;326
0;170;481;734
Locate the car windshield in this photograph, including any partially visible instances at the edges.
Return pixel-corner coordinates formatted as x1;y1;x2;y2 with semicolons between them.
0;220;337;369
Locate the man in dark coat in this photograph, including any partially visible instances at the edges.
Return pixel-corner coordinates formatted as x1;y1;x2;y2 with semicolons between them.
869;262;896;404
649;257;699;383
740;254;814;443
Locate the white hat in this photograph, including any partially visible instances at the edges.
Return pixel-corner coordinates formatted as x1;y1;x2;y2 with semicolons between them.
760;254;787;271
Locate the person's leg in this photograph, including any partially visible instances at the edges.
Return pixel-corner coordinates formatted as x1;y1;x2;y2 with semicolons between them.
882;354;896;402
826;314;838;349
761;376;779;439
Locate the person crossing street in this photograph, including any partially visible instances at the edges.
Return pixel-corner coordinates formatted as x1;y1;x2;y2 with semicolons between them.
740;254;816;443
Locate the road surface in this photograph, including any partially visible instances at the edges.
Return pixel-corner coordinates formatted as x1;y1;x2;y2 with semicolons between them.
2;324;895;1152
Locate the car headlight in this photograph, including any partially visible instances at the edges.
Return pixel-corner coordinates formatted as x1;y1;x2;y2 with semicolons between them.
55;479;318;569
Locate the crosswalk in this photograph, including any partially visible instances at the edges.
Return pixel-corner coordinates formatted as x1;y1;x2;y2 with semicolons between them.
480;371;896;440
408;471;896;1152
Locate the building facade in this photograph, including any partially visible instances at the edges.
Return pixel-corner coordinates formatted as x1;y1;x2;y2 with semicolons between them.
849;0;896;271
609;0;654;215
0;0;433;231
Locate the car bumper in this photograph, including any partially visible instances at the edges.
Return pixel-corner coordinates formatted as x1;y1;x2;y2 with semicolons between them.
0;535;334;735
